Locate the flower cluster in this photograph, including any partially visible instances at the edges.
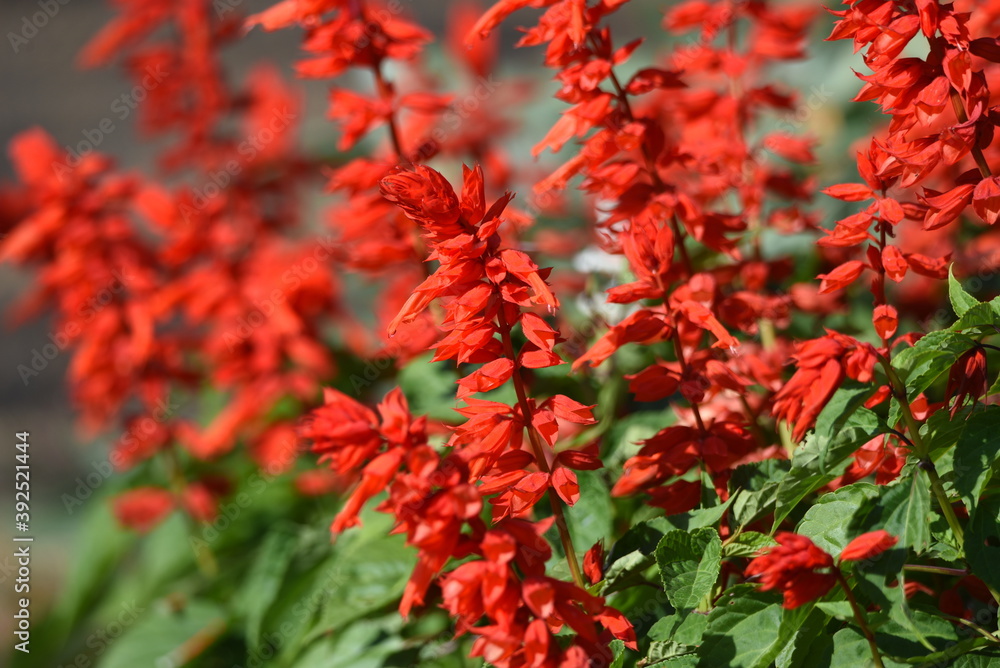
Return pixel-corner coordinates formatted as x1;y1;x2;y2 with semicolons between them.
302;164;635;667
6;1;1000;666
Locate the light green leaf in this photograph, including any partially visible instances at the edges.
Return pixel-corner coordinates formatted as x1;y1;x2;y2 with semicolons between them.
655;528;722;611
949;266;981;317
891;330;976;405
797;483;879;555
815;601;854;619
723;532;778;558
96;600;226;668
829;628;907;668
609;639;628;668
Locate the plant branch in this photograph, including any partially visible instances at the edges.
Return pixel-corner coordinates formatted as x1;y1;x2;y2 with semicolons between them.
836;570;885;668
878;357;966;545
497;307;587;590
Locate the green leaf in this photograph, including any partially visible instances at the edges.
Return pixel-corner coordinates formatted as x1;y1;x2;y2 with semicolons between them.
649;612;709;644
603;519;669;593
776;607;833;668
829;628;907;668
953;652;1000;667
290;615;406;668
696;585;807;668
688;493;737;529
305;532;416;640
241;527;299;648
51;503;134;629
774;400;881;529
96;600;226;668
655;528;722;611
953;302;1000;332
797;483;879;555
397;353;461;422
949;266;981;317
954;406;1000;513
603;550;653;593
815;601;854;619
609;639;628;668
729;460;790;528
881;472;932;553
723;531;778;558
891;330;976;404
965;496;1000;594
565;470;614;555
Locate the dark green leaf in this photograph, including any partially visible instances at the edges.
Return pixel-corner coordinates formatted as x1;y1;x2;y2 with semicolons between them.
881;472;932;553
954;407;1000;513
241;527;299;648
730;460;790;527
774;402;881;529
965;496;1000;594
696;585;808;668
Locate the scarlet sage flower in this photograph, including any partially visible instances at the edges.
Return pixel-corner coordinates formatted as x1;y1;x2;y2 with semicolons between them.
945;346;988;418
772;332;878;441
112;487;175;534
747;531;899;608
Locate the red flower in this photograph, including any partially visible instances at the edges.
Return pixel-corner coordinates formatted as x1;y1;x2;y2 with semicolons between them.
839;531;899;562
746;532;837;609
945;346;988;418
773;332;878;441
112;487;175;534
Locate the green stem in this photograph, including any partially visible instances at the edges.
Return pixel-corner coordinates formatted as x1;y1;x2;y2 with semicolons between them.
497;308;586;590
903;564;968;577
878;357;965;545
836;570;885;668
163;449;219;578
759;318;795;456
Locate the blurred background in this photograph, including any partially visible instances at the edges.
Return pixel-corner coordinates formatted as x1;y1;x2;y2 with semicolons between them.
0;1;871;666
